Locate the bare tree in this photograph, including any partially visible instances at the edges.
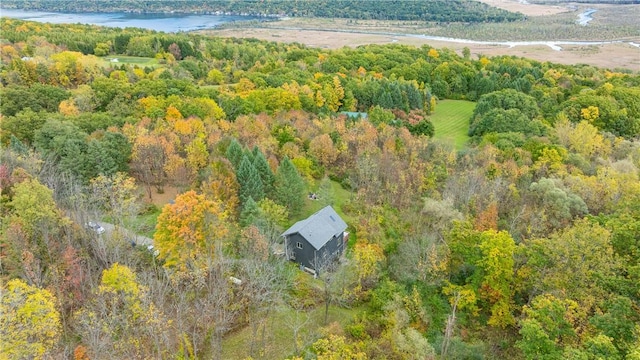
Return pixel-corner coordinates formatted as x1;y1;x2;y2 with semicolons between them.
168;259;240;359
311;251;349;325
389;233;446;285
442;291;461;359
239;257;288;358
283;304;311;355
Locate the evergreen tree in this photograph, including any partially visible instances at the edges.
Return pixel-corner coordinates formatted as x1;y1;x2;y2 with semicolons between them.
253;149;276;197
376;91;394;110
225;139;244;169
9;135;29;155
317;176;335;208
236;155;264;205
404;83;424;110
243;145;256;164
274;157;306;217
239;196;260;227
251;145;261;161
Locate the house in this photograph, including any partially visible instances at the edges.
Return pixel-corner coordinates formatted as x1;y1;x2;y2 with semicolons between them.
340;111;368;120
282;205;348;274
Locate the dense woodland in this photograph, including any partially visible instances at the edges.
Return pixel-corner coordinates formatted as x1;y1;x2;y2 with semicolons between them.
1;16;640;360
0;0;526;23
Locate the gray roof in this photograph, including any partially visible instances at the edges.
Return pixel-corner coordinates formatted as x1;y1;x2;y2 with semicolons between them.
282;205;348;250
340;111;368;119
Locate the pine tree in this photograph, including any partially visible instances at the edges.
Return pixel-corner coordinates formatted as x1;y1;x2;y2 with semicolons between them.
244;145;256;164
239;196;260;227
253;149;275;197
274;157;306;217
9;135;29;154
225;138;244;169
236;155;264;205
317;176;335;208
251;145;261;161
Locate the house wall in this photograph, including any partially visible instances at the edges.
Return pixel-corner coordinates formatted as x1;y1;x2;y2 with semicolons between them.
320;233;344;258
287;232;346;272
313;232;345;272
286;233;316;270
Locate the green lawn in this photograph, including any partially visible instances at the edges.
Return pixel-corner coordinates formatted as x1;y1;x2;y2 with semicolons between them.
132;208;161;239
302;180;354;223
222;304;363;359
101;55;160;68
429;99;476;149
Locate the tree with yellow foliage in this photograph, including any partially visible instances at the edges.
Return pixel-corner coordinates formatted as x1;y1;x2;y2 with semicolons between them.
74;263;171;359
1;279;61;359
427;48;440;60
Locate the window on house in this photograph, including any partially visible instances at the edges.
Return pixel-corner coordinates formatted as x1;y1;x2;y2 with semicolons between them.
296;242;303;249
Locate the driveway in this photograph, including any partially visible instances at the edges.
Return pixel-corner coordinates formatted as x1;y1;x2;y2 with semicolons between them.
97;222;154;247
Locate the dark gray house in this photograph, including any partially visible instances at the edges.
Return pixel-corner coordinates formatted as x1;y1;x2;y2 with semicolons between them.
282;205;348;274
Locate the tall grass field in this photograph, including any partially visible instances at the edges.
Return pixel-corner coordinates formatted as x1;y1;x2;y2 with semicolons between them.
429;99;475;149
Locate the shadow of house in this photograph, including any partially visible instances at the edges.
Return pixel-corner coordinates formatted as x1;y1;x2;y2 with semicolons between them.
282;205;348;274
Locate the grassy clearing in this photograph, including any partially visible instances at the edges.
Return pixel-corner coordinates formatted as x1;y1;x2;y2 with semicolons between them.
223;304;363;359
101;55;160;68
114;205;161;239
303;180;354;221
430;99;475;150
131;207;161;239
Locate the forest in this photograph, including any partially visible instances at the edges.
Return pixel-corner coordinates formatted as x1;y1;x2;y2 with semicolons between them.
1;16;640;360
0;0;526;23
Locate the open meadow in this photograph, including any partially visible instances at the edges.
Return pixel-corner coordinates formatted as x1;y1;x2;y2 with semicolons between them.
430;100;475;150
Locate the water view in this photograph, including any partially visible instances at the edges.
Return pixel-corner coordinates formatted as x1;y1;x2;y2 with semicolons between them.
0;8;259;32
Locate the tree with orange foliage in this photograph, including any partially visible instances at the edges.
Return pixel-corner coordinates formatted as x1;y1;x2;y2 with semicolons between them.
154;190;230;270
309;133;338;168
474;201;499;231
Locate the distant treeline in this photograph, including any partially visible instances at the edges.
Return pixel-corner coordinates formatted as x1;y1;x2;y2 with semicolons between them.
0;0;525;22
532;0;640;3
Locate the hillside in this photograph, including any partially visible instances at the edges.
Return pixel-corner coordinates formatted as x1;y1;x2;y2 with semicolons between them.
1;18;640;360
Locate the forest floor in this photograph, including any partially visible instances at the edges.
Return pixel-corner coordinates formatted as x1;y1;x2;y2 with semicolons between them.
146;185;180;208
204;2;640;71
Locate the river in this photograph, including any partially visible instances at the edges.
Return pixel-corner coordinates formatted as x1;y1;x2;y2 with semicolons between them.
578;9;597;26
0;8;259;32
